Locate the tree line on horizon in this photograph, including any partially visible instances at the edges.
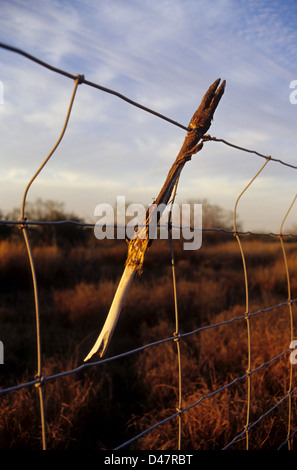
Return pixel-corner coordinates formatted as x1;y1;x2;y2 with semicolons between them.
0;197;239;247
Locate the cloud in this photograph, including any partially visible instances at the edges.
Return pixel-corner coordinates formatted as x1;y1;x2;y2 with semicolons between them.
0;0;297;231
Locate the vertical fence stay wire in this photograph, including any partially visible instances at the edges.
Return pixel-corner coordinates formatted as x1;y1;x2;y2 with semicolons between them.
115;347;295;451
168;177;183;450
1;42;297;450
17;76;82;451
279;193;297;450
233;157;270;450
223;384;297;450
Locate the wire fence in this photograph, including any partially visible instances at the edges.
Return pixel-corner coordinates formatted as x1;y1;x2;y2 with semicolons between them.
0;43;297;451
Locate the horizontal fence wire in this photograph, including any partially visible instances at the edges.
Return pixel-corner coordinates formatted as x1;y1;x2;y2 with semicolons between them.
1;296;296;396
0;42;297;450
0;42;296;170
1;220;297;238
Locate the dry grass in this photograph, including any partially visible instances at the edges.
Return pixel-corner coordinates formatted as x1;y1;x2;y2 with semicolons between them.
0;355;114;449
0;232;297;450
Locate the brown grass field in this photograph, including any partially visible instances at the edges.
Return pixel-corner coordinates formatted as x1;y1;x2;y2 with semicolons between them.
0;208;297;450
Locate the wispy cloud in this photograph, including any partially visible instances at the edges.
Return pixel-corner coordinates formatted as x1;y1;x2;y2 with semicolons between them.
0;0;296;231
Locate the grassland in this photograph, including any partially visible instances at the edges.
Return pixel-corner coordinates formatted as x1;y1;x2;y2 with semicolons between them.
0;216;297;450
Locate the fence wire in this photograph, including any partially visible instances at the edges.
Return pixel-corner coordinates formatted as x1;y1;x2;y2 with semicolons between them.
0;43;297;451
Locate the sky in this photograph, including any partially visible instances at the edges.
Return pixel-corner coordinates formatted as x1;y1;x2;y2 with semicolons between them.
0;0;297;232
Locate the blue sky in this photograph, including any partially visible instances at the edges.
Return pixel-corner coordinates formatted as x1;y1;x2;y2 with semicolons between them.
0;0;297;231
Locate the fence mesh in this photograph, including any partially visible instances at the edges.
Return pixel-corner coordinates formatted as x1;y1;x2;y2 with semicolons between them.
0;43;297;451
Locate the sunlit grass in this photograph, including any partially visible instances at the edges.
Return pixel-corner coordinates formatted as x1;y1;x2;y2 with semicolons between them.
0;233;296;449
